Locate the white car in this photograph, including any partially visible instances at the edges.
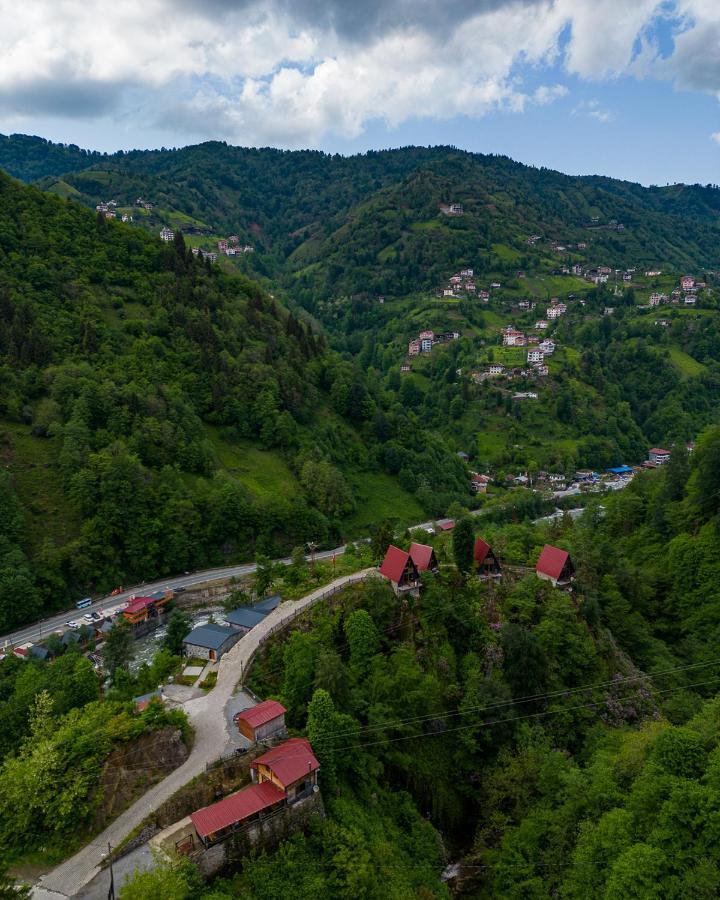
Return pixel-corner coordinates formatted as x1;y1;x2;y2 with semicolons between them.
65;621;80;629
83;613;94;621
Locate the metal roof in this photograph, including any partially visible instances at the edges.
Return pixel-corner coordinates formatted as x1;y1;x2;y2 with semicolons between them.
235;699;286;729
254;594;282;613
474;538;493;565
536;544;570;580
408;542;436;572
225;607;267;629
379;545;413;584
251;737;319;788
190;781;285;838
182;623;237;650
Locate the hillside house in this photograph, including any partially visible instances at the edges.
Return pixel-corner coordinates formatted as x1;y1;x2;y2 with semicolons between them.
571;264;583;276
471;473;491;493
460;268;474;277
488;364;505;376
436;331;460;343
685;296;696;306
646;270;662;277
648;447;670;465
379;546;421;595
449;203;464;215
681;275;695;291
536;545;574;587
535;320;549;330
465;283;477;293
182;623;241;662
409;542;439;573
251;737;320;801
546;304;566;319
527;349;544;364
419;330;434;352
491;282;501;289
160;227;174;242
479;290;490;301
443;288;455;297
408;339;421;356
539;339;555;354
400;363;411;372
474;538;502;579
503;328;525;346
191;781;287;848
234;700;287;743
534;364;549;376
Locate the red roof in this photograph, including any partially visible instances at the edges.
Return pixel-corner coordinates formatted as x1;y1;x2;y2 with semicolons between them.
536;545;570;580
251;737;320;788
124;596;155;614
409;542;435;572
474;538;492;565
190;781;285;838
235;700;286;729
649;448;670;455
379;545;412;583
439;520;455;531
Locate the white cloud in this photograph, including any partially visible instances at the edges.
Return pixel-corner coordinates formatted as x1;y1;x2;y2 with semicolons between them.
0;0;720;146
711;131;720;144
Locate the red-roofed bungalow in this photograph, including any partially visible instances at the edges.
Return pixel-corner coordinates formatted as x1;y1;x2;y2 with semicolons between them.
474;538;502;579
251;737;320;803
234;700;287;743
122;592;172;625
190;780;286;847
409;542;438;573
379;545;420;595
536;544;574;587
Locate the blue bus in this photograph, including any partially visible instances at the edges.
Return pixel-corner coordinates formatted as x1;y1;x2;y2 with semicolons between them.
76;597;92;609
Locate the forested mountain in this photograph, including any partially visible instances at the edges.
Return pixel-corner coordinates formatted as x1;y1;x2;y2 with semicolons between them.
0;134;106;183
0;170;470;632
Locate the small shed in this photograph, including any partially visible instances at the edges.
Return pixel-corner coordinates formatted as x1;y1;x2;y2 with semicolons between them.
182;623;241;662
234;699;287;743
536;545;574;587
379;545;420;595
474;538;502;579
408;542;438;573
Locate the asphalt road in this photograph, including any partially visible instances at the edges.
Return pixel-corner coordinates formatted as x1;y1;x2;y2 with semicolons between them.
1;517;451;651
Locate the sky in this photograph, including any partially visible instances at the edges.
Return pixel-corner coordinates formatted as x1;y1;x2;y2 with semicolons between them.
2;0;720;185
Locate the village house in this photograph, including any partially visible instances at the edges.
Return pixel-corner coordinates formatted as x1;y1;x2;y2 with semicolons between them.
649;293;667;306
503;328;525;346
546;303;567;319
449;203;464;215
536;545;574;588
491;282;502;289
645;270;662;277
419;330;434;352
571;264;584;276
535;320;549;330
251;737;320;802
409;542;439;573
488;363;505;376
218;239;228;252
474;538;502;579
479;290;490;301
681;275;695;291
379;546;421;595
470;473;491;493
648;447;671;465
122;593;172;628
449;275;462;285
443;288;455;297
182;623;241;662
685;296;696;306
234;700;287;744
527;349;544;364
435;331;460;343
400;363;411;372
539;339;555;354
408;339;421;356
460;268;474;277
577;242;587;249
465;283;477;293
160;227;174;242
534;363;549;376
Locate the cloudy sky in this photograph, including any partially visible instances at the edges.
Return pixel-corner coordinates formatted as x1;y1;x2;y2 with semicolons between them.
2;0;720;184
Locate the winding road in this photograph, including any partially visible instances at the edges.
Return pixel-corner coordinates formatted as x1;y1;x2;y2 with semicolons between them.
33;569;376;899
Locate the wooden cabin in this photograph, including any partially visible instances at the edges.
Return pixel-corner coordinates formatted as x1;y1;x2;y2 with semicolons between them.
408;542;438;573
474;538;502;579
535;544;574;587
379;545;420;595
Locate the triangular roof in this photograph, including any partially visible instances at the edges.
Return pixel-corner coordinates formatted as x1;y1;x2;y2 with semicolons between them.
251;737;319;787
408;542;436;572
379;545;413;583
536;544;570;580
473;538;493;565
191;781;285;838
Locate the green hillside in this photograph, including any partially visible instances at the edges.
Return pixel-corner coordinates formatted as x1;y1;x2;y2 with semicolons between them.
0;171;469;632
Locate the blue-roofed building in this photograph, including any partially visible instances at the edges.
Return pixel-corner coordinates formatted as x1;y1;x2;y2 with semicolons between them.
225;607;268;634
182;623;241;662
607;466;633;475
254;594;282;614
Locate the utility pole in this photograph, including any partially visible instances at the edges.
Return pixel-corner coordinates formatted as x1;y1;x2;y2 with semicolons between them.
307;541;317;572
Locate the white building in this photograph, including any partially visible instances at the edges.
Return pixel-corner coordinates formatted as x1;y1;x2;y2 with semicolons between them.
539;339;555;354
160;227;174;242
527;349;544;363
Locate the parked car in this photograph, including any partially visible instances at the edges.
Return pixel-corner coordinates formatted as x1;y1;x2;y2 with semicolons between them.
65;621;79;629
83;613;94;621
91;611;103;621
111;586;124;596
